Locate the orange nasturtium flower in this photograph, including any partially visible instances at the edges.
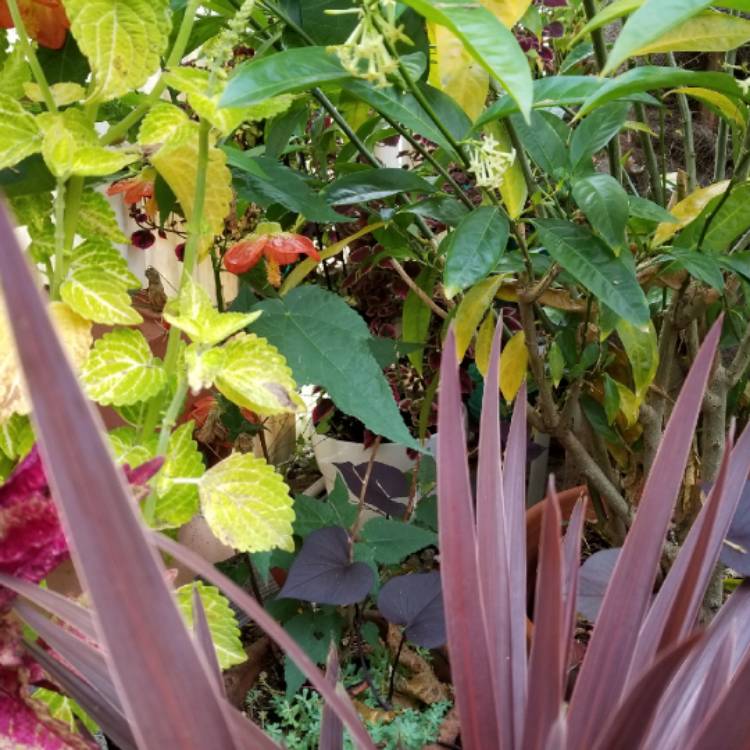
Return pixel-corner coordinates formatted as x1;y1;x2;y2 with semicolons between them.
107;169;158;219
0;0;69;49
223;222;321;287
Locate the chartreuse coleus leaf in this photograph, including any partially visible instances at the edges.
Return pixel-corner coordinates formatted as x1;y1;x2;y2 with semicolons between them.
60;240;142;325
153;422;204;528
163;276;260;346
81;328;167;407
0;93;42;169
33;687;98;735
65;0;171;102
186;334;304;417
139;103;232;258
77;189;128;243
163;67;295;137
108;426;158;469
199;452;295;553
0;413;34;461
10;192;56;262
36;108;137;178
0;300;92;422
0;45;30;99
175;581;246;669
24;81;86;107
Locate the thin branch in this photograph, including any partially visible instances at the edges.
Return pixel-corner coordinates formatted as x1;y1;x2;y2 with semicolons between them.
351;436;382;540
390;259;448;319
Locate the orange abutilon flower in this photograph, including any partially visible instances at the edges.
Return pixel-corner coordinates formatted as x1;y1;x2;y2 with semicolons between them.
107;169;157;219
0;0;69;50
223;223;321;287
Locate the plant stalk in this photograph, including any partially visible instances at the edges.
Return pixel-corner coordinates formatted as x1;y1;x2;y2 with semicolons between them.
668;53;697;192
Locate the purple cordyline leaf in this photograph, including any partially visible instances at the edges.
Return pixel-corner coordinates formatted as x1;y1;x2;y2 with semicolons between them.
504;381;529;742
523;480;565;750
591;635;700;750
543;716;567;750
24;640;136;750
151;531;377;750
0;203;238;749
562;499;585;669
720;480;750;574
576;549;620;623
319;643;343;750
629;419;750;684
566;317;723;749
476;315;515;749
191;584;225;697
377;571;446;648
437;326;501;750
278;526;374;605
334;462;407;517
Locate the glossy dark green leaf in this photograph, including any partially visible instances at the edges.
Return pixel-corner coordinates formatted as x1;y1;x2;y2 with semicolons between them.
603;374;621;425
604;0;714;74
628;195;677;224
560;42;595;73
442;206;509;297
579;67;744;116
510;111;569;176
571;102;630;168
403;266;438;373
400;0;533;118
252;287;416;447
264;100;308;160
581;394;621;444
226;149;346;223
666;248;724;290
322;168;436;205
283;0;359;44
572;173;629;252
221;47;350;107
398;196;469;226
37;34;89;84
360;517;437;564
533;219;649;325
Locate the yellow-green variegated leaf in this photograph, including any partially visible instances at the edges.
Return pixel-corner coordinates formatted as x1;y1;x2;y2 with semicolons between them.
0;93;42;169
81;328;167;406
143;104;232;258
32;688;97;735
175;581;246;669
108;426;157;468
163;276;260;345
669;87;747;128
0;413;33;461
163;67;294;136
0;46;31;99
65;0;171;102
489;121;526;219
427;23;488;121
214;333;304;416
61;241;142;325
481;0;531;27
631;10;750;57
77;189;128;243
153;421;203;528
454;275;505;360
24;81;86;107
200;452;295;553
652;180;729;246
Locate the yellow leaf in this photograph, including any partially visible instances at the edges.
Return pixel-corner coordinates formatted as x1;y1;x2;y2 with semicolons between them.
500;330;527;402
427;23;489;120
481;0;532;28
652;180;729;246
488;121;527;219
615;382;639;427
669;87;747;128
454;275;505;360
474;310;496;376
632;10;750;57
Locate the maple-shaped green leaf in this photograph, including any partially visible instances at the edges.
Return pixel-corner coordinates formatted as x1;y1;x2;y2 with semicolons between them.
175;581;246;669
0;413;34;461
0;45;31;99
0;93;42;169
77;189;128;243
214;333;304;416
152;421;204;528
24;81;86;107
81;328;167;406
37;109;137;178
65;0;171;102
60;240;142;324
163;67;294;136
108;425;158;468
199;452;295;553
163;276;260;346
140;103;232;258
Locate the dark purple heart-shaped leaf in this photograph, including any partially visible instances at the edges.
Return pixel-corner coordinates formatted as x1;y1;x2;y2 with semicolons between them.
278;527;374;605
721;480;750;575
334;462;408;517
377;571;446;648
577;548;620;623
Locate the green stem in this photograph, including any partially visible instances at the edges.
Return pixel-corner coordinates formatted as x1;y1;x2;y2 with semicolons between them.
635;102;664;205
51;179;66;299
714;50;737;182
6;0;57;113
668;53;696;191
101;0;201;145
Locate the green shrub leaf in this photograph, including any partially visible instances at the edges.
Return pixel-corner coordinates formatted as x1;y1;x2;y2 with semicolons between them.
359;517;437;564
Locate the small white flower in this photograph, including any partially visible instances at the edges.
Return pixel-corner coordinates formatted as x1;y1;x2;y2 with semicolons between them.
467;136;516;190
